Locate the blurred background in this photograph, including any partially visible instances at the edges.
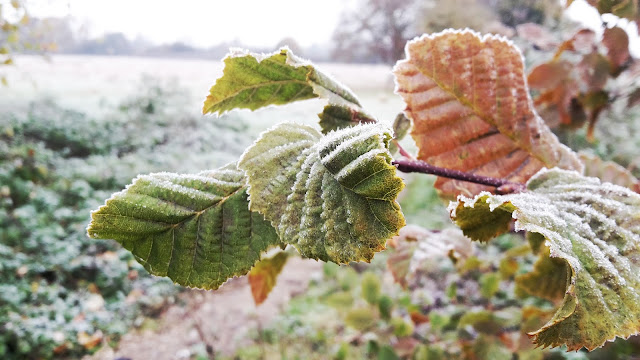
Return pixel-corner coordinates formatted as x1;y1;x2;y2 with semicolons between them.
1;0;640;359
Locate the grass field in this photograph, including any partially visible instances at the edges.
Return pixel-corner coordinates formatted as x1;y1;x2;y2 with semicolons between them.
2;55;405;125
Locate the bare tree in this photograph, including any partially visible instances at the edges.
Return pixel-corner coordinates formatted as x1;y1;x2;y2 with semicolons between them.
331;0;418;64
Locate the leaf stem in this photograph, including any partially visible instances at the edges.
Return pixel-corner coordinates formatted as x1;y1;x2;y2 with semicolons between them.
392;158;526;193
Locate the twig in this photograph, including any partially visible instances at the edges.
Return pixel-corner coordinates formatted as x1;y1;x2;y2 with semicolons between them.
392;139;414;159
392;158;526;193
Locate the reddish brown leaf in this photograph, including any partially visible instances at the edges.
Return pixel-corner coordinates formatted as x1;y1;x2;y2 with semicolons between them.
528;62;571;90
578;52;611;91
579;152;640;192
553;29;596;60
248;252;289;305
410;311;430;325
602;26;631;76
393;30;583;198
627;88;640;108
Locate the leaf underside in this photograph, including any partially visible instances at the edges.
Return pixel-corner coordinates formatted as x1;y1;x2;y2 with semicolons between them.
393;29;582;198
238;122;405;264
450;168;640;351
87;163;280;290
203;48;361;116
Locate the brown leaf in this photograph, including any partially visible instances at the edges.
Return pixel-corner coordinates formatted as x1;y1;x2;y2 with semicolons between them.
602;26;631;76
579;152;640;192
393;30;582;198
248;251;289;305
553;29;596;59
528;62;571;90
578;52;611;91
627;88;640;108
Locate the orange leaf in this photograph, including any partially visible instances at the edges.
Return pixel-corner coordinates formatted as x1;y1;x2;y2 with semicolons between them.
393;30;582;198
248;251;289;305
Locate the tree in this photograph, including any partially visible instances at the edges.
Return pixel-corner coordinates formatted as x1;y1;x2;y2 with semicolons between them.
417;0;497;34
331;0;418;64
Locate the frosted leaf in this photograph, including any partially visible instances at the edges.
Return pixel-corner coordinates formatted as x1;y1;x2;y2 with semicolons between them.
393;29;583;198
87;163;280;290
238;122;405;264
203;48;361;117
450;167;640;351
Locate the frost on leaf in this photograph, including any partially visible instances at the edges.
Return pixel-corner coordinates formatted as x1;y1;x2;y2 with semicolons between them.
248;251;289;305
87;163;280;290
238;122;405;264
393;29;582;198
318;104;377;134
450;168;640;351
203;48;361;116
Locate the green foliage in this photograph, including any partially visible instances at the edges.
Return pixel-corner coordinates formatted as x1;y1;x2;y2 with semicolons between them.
85;30;640;357
0;79;251;358
202;48;361;116
238;122;405;263
361;272;381;305
88;164;280;290
451;168;640;350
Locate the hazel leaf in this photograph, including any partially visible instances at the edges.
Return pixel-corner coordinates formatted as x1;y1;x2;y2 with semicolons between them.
449;168;640;351
393;29;582;198
203;48;361;116
238;122;405;264
87;163;280;290
248;251;289;305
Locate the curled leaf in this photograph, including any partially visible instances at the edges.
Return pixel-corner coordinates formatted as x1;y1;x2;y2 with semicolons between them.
238;123;405;264
394;29;582;198
87;163;280;290
318;104;377;134
203;48;361;116
450;168;640;350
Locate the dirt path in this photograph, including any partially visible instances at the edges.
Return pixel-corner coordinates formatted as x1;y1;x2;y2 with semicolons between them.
87;258;322;360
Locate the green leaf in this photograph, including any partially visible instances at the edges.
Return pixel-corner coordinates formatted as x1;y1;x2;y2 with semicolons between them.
361;272;381;305
248;251;289;305
238;122;405;264
317;104;377;134
516;246;569;302
449;168;640;351
87;163;280;290
203;48;361;116
345;308;377;331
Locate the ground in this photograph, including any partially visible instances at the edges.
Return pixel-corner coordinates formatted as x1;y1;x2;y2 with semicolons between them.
87;258;322;360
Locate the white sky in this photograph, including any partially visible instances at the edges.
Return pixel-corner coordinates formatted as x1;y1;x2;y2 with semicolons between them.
23;0;640;56
27;0;348;48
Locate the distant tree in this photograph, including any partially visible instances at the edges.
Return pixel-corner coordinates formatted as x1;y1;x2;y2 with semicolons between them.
481;0;563;27
276;37;304;56
418;0;497;34
331;0;418;64
75;32;133;55
0;0;42;84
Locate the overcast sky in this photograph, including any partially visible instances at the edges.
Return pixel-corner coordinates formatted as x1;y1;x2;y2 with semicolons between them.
28;0;348;48
24;0;639;56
